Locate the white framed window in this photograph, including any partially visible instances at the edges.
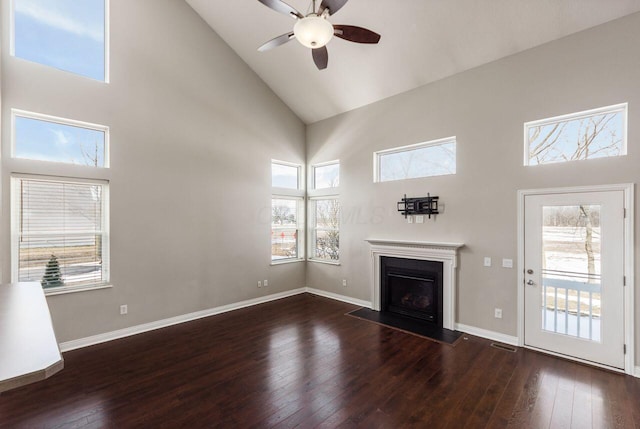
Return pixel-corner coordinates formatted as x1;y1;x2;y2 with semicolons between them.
312;161;340;190
525;103;627;166
11;0;109;82
11;175;110;294
308;161;340;263
12;109;109;167
271;197;304;262
309;198;340;263
374;137;456;182
271;161;304;263
272;160;301;190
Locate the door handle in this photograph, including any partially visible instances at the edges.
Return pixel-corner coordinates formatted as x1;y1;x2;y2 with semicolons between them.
527;280;535;286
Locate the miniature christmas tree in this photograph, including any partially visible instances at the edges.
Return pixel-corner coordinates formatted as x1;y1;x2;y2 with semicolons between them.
41;254;64;288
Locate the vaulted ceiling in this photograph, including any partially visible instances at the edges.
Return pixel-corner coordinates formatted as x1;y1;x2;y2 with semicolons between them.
186;0;640;124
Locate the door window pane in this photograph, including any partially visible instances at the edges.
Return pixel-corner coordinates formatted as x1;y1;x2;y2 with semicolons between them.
541;205;601;341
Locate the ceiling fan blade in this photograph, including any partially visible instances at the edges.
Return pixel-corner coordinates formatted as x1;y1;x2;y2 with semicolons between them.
257;0;303;19
333;25;381;44
258;32;295;52
318;0;348;16
312;46;328;70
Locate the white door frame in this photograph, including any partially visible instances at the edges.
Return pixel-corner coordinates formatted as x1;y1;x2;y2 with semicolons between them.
517;183;635;375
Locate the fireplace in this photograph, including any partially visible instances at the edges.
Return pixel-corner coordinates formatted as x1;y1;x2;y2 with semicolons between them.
367;239;463;331
381;257;443;327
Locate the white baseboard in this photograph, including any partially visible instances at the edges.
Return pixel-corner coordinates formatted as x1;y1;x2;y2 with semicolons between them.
305;287;372;308
455;323;519;346
58;287;528;354
635;366;640;378
59;288;306;352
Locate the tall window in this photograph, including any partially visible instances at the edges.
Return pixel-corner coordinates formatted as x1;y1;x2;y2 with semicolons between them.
309;161;340;263
12;0;108;81
10;110;110;294
271;161;304;263
525;104;627;166
374;137;456;182
12;176;109;290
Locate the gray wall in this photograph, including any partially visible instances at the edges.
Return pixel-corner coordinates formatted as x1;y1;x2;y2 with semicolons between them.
306;13;640;358
1;0;306;342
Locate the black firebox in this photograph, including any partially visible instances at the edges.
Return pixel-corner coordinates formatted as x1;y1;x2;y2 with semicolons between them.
380;257;443;327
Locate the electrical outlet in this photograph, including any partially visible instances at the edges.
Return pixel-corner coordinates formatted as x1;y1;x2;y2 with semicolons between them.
342;279;347;287
494;308;503;319
257;281;262;288
483;257;492;267
407;216;414;224
120;305;128;315
263;280;268;287
502;258;513;268
415;215;424;224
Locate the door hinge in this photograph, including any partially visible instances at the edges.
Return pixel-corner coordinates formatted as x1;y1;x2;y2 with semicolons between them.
623;276;626;286
624;208;627;218
624;344;627;354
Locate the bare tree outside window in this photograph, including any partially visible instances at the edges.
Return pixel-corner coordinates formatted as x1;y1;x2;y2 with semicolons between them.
314;199;340;261
527;105;626;166
377;139;456;182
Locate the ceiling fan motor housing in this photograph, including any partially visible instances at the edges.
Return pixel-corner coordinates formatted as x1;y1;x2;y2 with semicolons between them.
294;14;334;48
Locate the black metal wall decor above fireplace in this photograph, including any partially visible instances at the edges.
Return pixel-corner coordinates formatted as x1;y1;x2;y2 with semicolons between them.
380;256;444;328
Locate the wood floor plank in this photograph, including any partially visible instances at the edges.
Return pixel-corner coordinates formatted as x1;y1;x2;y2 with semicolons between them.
0;293;638;429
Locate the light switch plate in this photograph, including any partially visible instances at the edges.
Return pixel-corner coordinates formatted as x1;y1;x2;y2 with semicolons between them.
502;259;513;268
483;257;491;267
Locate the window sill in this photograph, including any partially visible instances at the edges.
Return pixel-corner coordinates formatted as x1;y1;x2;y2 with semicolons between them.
44;283;113;297
307;259;341;266
270;258;305;266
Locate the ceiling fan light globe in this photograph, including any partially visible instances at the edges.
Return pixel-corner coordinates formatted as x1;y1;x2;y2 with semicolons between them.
293;15;334;49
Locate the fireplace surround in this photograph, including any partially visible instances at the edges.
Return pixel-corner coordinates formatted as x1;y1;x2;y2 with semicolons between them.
367;239;463;331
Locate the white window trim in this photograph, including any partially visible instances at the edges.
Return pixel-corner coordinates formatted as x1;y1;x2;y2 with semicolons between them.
373;136;456;183
523;103;628;166
11;109;111;168
308;196;340;264
10;174;111;295
309;160;340;198
271;160;305;263
271;195;305;264
10;0;111;83
271;159;304;197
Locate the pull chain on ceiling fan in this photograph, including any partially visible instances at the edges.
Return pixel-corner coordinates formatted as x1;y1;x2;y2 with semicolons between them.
257;0;381;70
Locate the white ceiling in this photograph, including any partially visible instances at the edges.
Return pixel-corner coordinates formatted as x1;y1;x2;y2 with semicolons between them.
186;0;640;124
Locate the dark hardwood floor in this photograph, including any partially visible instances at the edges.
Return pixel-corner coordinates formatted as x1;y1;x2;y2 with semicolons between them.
1;293;639;428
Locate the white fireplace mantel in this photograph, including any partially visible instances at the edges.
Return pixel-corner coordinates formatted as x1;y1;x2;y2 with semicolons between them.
366;239;464;331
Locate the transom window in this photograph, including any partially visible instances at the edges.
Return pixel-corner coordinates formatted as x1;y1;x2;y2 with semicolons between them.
525;104;627;166
374;137;456;182
12;0;108;81
313;161;339;189
272;161;301;190
12;110;108;167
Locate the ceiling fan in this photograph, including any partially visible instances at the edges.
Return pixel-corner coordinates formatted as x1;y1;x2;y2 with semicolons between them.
257;0;381;70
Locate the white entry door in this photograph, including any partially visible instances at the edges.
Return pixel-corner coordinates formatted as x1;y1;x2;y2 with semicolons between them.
524;190;625;369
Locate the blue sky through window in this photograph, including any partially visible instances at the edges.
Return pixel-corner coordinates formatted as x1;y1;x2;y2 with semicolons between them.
15;115;106;167
14;0;106;81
